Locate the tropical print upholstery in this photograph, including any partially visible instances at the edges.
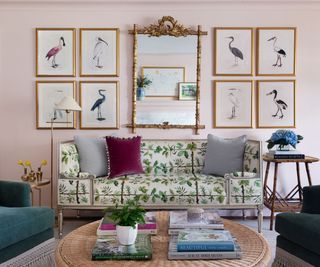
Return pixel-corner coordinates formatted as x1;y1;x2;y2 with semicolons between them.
58;139;262;207
195;174;227;205
59;143;80;178
58;178;90;205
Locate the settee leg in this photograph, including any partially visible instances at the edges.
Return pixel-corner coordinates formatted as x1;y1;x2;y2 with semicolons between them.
257;205;263;233
58;208;63;239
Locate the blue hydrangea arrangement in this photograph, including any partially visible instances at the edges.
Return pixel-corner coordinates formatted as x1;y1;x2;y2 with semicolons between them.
267;130;303;150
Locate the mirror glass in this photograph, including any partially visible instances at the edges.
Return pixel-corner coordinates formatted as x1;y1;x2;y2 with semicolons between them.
136;35;197;125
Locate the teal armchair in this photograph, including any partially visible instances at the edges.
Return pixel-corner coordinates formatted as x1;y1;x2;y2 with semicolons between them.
0;180;55;264
273;185;320;267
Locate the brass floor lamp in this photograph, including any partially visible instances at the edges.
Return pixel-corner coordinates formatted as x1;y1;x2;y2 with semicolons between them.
50;96;81;209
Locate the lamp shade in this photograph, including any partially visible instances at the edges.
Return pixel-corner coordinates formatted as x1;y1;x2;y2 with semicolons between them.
56;96;82;111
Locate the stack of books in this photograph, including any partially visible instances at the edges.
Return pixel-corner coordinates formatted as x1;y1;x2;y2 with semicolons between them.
92;234;152;260
168;210;224;235
267;150;305;159
97;212;157;236
168;229;242;260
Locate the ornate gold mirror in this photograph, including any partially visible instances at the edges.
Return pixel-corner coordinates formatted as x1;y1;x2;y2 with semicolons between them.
128;16;207;134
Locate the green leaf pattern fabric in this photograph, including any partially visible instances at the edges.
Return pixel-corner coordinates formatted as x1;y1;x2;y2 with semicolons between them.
58;140;262;206
60;144;80;178
58;178;90;205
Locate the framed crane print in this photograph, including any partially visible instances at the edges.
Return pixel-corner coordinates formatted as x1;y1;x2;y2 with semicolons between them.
36;81;76;129
36;28;76;77
79;81;119;129
214;27;253;76
257;27;296;76
80;28;120;77
257;80;296;128
214;80;253;128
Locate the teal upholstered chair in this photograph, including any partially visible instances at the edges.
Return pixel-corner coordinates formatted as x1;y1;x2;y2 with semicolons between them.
0;180;55;263
273;185;320;267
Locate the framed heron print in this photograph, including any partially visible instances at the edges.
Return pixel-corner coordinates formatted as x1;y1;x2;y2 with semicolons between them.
79;81;119;129
36;28;76;77
80;28;120;77
257;80;296;128
36;81;76;129
214;27;253;76
214;80;253;128
257;27;296;76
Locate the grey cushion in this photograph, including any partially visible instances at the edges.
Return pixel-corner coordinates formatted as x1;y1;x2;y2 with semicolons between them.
202;134;247;176
74;136;108;177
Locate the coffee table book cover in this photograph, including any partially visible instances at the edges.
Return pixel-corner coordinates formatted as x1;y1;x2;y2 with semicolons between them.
168;236;242;260
91;234;152;260
177;230;235;252
97;212;157;236
169;211;223;234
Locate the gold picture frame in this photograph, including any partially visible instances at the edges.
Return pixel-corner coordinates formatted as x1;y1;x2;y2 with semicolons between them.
214;80;253;128
79;28;120;77
36;81;77;129
141;66;186;99
214;27;254;76
256;80;296;128
79;81;120;129
178;82;197;101
256;27;297;76
36;28;76;77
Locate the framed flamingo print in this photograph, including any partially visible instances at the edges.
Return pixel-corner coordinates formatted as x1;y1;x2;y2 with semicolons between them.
36;28;76;77
79;81;119;129
214;27;253;76
36;81;76;129
80;28;120;77
257;27;296;76
214;80;253;128
257;80;296;128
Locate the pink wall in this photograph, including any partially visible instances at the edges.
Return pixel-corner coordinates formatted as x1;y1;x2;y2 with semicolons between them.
1;1;320;212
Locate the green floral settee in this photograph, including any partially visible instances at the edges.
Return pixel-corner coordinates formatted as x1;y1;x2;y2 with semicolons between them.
57;139;263;236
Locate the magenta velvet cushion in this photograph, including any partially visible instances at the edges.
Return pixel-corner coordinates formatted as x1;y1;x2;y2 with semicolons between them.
106;136;144;178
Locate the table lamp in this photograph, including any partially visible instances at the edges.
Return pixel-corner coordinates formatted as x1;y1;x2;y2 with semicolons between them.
50;96;81;208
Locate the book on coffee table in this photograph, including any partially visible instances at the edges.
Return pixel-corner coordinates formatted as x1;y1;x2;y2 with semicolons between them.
168;235;242;260
168;210;223;235
91;234;152;260
267;150;305;159
177;229;235;252
97;212;157;236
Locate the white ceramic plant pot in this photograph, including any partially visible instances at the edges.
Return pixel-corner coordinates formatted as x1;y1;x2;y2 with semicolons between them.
116;224;138;245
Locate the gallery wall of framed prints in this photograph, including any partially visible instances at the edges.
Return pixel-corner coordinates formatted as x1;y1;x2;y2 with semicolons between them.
35;27;120;130
213;26;297;129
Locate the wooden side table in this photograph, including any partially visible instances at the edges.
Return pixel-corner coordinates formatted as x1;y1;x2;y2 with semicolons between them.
263;155;319;230
29;179;51;206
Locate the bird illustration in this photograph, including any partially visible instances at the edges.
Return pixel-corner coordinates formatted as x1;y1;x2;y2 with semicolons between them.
90;89;106;121
228;88;240;119
267;90;288;119
53;90;64;120
226;36;244;66
268;36;286;67
93;37;108;68
45;37;65;68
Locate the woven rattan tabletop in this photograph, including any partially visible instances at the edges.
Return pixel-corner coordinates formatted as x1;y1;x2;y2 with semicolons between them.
55;211;271;267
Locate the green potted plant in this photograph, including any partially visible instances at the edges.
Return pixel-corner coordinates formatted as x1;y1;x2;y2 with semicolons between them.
136;75;152;101
106;199;146;245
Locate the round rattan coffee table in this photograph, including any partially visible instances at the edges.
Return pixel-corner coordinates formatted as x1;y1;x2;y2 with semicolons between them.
55;211;271;267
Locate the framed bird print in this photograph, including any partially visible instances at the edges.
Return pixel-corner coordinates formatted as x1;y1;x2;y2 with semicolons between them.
214;80;253;128
36;28;76;77
257;27;296;76
214;27;253;76
36;81;76;129
257;80;296;128
79;81;119;129
80;28;120;77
